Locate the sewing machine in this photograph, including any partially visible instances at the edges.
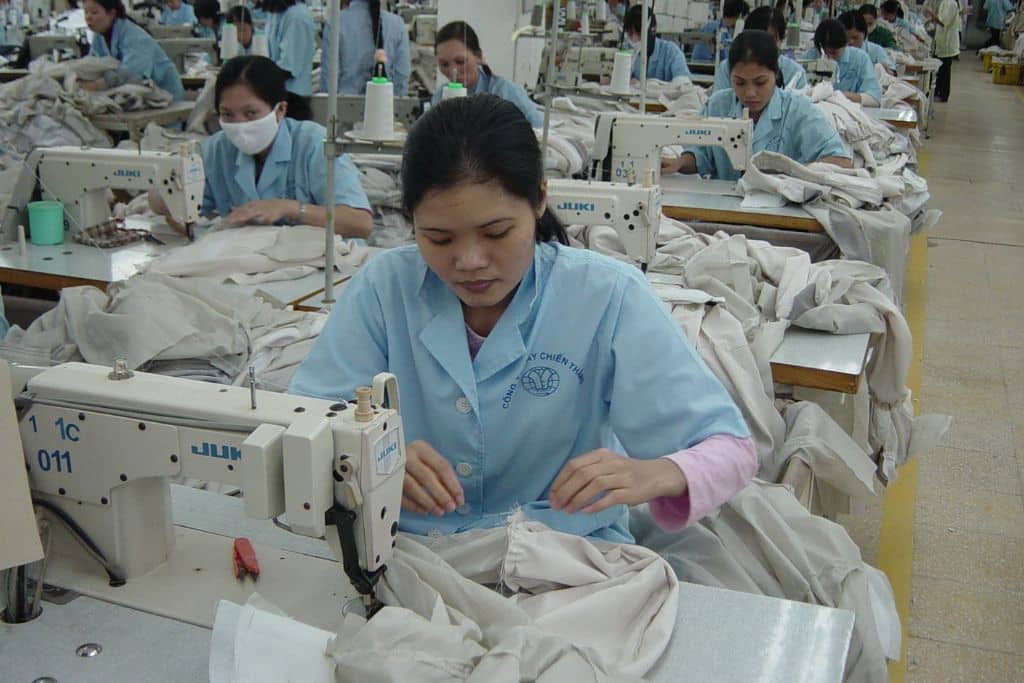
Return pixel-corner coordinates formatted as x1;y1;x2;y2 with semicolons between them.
1;146;205;241
7;361;406;621
147;24;194;39
310;93;423;132
547;178;661;269
804;57;838;85
157;37;217;72
542;45;619;86
27;32;83;61
588;111;753;186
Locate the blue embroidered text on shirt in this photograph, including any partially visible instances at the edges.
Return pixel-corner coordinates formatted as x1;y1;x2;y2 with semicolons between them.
520;366;561;397
528;352;585;384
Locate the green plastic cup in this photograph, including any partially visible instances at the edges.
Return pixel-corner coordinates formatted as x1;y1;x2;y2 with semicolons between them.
27;201;65;245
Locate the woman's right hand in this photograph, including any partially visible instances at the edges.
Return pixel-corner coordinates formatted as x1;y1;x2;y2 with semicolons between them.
402;441;465;516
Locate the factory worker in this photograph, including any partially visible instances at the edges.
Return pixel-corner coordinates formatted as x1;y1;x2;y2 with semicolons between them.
262;0;315;120
663;31;851;181
290;94;756;543
81;0;185;102
150;57;371;237
801;19;883;105
839;11;896;74
224;5;255;54
928;0;960;102
982;0;1013;48
693;0;749;62
194;0;221;39
713;6;807;92
160;0;195;26
431;21;543;129
880;0;914;33
860;4;899;48
320;0;412;96
622;5;691;82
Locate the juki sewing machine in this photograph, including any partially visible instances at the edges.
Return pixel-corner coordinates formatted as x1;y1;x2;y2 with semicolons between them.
804;57;838;85
541;45;619;86
156;37;218;72
27;32;84;61
1;145;205;241
6;361;406;622
310;93;423;132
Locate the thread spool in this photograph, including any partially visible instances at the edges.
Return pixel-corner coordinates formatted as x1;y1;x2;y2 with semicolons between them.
610;50;632;94
251;32;269;57
220;22;238;60
566;1;576;21
442;82;467;100
595;1;607;21
361;77;395;140
354;387;373;423
581;7;589;34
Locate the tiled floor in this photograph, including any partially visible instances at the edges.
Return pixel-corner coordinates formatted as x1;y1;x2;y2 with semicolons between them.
842;53;1024;681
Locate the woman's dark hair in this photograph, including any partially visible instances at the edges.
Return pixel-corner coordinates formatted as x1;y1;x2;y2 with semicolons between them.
259;0;298;14
623;5;658;58
401;95;568;245
215;55;287;109
724;0;751;19
225;4;253;26
745;6;787;41
369;0;383;50
194;0;220;23
859;4;879;18
838;11;869;36
90;0;127;18
435;21;492;77
728;29;780;77
814;19;849;51
880;1;902;17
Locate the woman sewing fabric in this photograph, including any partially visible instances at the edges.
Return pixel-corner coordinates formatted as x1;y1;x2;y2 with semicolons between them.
663;31;851;181
838;11;896;74
159;0;195;27
801;19;883;105
80;0;185;102
622;4;691;82
290;94;756;543
430;21;543;128
261;0;315;120
150;57;371;237
713;6;807;92
693;0;749;62
320;0;412;96
224;5;255;54
194;0;221;40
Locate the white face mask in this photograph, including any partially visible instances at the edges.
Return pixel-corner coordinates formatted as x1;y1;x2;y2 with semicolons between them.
220;107;281;155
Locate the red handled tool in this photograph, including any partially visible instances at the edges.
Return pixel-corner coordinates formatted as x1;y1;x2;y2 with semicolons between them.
233;538;260;581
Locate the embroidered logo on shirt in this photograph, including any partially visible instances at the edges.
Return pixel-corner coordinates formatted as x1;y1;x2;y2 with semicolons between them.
520;366;561;397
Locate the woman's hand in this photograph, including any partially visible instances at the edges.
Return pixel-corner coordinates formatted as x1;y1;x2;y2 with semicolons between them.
401;440;465;517
79;80;102;92
661;155;685;174
549;449;688;515
225;199;295;226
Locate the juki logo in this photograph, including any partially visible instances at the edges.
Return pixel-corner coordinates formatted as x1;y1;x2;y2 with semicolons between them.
556;201;597;212
378;441;398;464
113;169;142;178
684;128;713;137
191;442;242;461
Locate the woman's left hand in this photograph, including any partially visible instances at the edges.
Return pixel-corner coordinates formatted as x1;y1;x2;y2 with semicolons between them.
549;449;687;514
225;199;295;226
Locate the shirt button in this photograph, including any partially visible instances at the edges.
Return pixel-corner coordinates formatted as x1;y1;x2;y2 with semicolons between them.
427;528;444;539
455;397;472;414
456;503;470;515
456;462;473;477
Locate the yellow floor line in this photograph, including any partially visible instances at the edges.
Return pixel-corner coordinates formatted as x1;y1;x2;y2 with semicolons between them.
876;148;929;682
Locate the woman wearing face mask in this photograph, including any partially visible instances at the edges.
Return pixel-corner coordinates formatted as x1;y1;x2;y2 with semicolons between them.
622;4;690;82
663;31;851;180
80;0;184;101
713;6;807;92
150;57;371;237
320;0;412;96
801;19;882;106
838;11;896;74
261;0;315;120
290;94;755;542
431;21;543;128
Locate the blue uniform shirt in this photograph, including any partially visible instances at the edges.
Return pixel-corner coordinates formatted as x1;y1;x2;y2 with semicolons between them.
692;19;732;62
713;54;808;92
266;3;316;97
431;66;544;128
195;23;219;40
802;45;882;102
160;3;196;26
686;87;849;181
860;40;895;71
290;243;748;542
320;0;412;96
985;0;1013;29
631;37;691;81
200;118;370;217
90;18;184;101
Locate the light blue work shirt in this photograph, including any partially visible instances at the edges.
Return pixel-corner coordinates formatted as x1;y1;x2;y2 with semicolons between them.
289;242;748;543
160;3;196;26
431;66;544;128
859;39;895;71
985;0;1013;29
200;117;370;217
686;87;849;181
692;19;732;62
713;54;808;92
196;23;220;40
320;0;411;96
0;294;8;339
631;37;691;81
801;45;882;102
90;18;184;102
265;3;316;97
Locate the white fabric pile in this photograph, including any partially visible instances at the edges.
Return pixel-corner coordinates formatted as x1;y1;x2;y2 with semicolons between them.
874;64;927;114
801;81;912;168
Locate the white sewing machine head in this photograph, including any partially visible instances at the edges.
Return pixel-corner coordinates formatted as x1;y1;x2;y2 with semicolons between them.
805;57;838;85
1;145;205;240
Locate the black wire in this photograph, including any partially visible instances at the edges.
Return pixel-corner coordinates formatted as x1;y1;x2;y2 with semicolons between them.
31;498;127;587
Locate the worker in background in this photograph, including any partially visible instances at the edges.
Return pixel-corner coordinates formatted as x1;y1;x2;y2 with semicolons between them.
160;0;195;26
225;5;255;54
713;6;807;92
291;94;756;542
982;0;1013;48
150;57;372;237
663;31;851;181
81;0;185;102
880;0;915;33
839;10;896;74
262;0;315;120
320;0;411;96
622;4;691;82
859;4;899;48
693;0;749;62
928;0;960;101
802;18;883;105
431;21;543;128
194;0;221;39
